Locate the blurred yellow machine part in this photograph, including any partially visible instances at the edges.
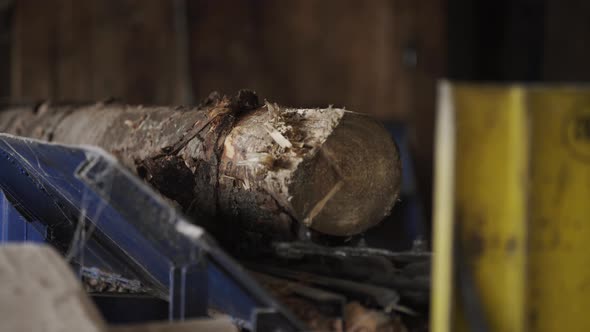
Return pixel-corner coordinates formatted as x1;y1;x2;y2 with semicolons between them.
431;83;590;332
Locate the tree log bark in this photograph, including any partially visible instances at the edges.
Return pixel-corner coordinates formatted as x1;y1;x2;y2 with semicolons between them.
0;92;401;251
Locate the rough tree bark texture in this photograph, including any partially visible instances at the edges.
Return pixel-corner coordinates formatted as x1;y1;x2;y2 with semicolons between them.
0;92;401;252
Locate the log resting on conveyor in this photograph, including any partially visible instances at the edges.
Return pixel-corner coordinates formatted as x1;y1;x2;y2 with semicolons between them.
0;91;402;253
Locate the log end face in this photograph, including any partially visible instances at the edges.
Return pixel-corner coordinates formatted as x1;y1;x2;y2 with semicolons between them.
291;113;402;237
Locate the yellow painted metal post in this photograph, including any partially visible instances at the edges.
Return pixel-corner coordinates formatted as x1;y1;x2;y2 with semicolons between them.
527;88;590;331
432;83;590;331
432;83;529;332
431;82;457;332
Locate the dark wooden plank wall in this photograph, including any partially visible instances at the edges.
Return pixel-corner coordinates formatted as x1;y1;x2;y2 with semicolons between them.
188;0;442;120
9;0;445;124
11;0;182;104
189;0;445;122
0;2;12;99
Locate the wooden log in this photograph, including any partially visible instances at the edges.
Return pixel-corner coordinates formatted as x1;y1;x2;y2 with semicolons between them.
0;92;401;251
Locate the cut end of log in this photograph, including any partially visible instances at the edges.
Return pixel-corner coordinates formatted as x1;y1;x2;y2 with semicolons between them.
289;112;402;236
221;101;401;238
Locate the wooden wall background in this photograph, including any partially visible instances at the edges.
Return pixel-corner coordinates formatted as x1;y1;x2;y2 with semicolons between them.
0;1;11;98
10;1;184;104
8;0;445;124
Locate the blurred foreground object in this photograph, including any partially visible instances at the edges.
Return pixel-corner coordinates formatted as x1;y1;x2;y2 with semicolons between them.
0;243;238;332
432;82;590;332
0;243;107;332
0;91;401;250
